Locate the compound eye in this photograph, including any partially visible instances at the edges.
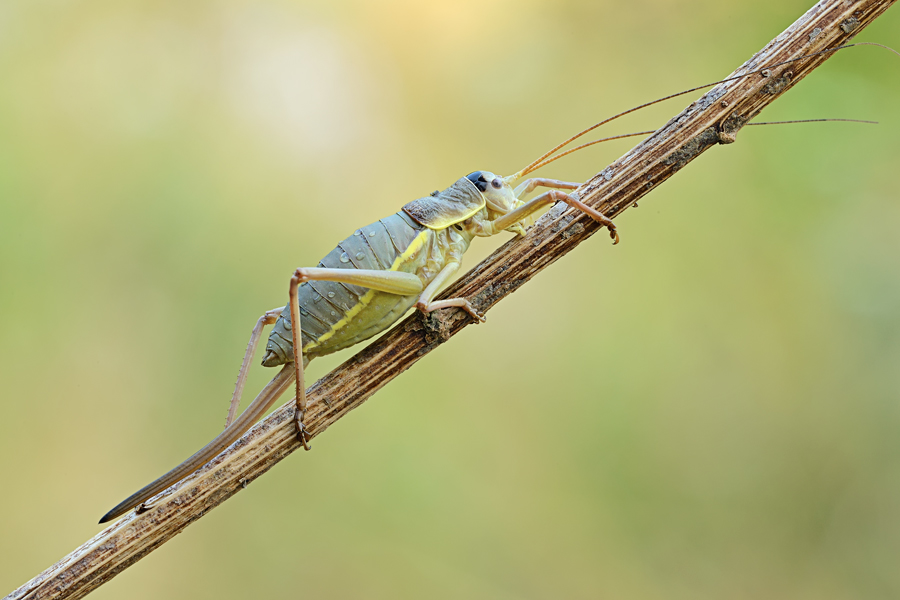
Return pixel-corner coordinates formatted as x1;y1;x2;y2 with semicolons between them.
466;171;488;192
491;178;502;189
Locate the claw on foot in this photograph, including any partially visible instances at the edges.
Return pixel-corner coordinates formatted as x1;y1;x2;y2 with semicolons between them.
294;408;311;451
608;225;620;245
417;298;485;324
462;301;486;323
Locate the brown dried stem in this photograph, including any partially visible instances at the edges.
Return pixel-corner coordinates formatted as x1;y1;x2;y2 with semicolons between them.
6;0;895;598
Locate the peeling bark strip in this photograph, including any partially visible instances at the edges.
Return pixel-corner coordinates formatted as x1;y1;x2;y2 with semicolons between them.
5;1;895;598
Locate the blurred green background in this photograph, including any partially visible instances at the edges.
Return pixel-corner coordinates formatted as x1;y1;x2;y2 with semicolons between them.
2;0;899;598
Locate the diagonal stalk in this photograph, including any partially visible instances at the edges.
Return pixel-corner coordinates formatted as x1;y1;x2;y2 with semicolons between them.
5;0;896;598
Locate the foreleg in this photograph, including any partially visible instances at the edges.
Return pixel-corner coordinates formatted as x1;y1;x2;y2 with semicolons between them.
491;190;619;244
513;177;580;198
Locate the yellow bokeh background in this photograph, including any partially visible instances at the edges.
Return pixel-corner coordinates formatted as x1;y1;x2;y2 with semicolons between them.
2;1;899;598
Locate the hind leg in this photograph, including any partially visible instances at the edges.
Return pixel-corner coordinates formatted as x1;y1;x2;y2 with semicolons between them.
225;307;285;428
287;267;425;449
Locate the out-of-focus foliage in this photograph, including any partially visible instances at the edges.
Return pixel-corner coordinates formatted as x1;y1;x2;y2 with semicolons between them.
1;1;899;598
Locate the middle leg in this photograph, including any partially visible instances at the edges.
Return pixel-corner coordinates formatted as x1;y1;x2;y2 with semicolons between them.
415;261;485;322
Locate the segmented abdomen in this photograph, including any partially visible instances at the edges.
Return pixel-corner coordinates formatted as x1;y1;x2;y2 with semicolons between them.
262;210;425;367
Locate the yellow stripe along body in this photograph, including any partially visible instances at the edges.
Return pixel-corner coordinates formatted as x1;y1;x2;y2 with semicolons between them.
262;209;471;367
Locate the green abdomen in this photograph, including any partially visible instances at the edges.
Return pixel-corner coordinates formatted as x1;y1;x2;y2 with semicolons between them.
262;211;428;367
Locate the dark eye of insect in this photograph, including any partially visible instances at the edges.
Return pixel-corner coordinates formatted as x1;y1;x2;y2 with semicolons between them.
466;171;488;192
453;224;463;231
491;178;502;189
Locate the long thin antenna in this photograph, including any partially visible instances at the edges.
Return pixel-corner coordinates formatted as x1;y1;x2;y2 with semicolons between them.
525;131;656;174
747;118;878;126
509;42;899;182
523;118;879;177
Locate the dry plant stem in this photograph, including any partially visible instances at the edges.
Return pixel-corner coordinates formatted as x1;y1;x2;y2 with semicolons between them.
6;0;895;598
